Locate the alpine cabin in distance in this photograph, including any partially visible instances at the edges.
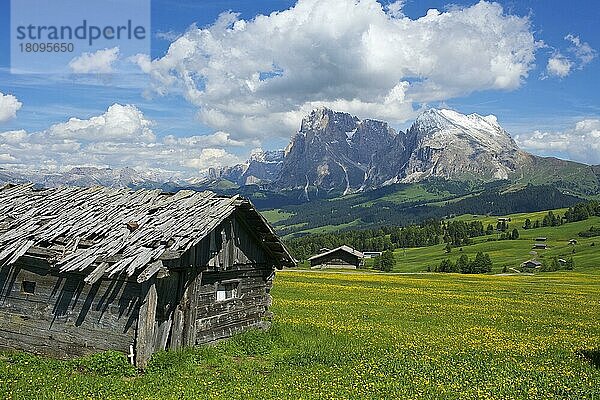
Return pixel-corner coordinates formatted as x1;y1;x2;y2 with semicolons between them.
0;184;295;367
309;245;364;269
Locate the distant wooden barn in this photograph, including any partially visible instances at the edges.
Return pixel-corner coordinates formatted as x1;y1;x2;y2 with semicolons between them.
522;260;542;269
309;245;364;269
0;184;294;367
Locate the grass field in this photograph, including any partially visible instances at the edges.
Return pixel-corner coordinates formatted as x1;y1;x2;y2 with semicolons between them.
1;271;599;399
282;218;363;239
391;215;600;273
261;209;295;224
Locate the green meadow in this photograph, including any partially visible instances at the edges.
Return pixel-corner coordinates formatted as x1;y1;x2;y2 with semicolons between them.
259;209;295;224
291;208;600;273
1;271;599;399
391;214;600;273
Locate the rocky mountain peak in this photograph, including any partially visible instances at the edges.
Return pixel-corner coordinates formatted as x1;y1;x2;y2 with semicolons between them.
249;149;285;163
0;166;167;189
201;108;547;197
410;108;518;153
414;108;503;133
298;107;360;140
277;108;399;195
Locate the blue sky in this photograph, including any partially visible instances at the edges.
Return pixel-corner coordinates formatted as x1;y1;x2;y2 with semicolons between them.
0;0;598;176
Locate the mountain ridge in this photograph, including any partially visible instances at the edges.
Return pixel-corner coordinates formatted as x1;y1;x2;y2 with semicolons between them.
222;107;598;197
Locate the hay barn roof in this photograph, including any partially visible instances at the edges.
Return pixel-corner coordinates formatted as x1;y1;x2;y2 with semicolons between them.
523;260;542;267
308;245;364;261
0;184;294;283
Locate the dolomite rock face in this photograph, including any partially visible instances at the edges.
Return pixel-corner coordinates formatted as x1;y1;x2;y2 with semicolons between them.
276;107;396;194
398;108;525;183
211;149;285;186
273;107;524;193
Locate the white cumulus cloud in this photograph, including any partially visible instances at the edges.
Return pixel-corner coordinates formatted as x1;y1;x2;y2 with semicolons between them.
128;53;152;74
515;119;600;165
48;103;156;142
386;0;406;18
163;131;246;148
0;130;28;143
156;30;182;41
184;148;241;170
0;104;243;177
544;34;596;79
69;47;120;74
0;92;23;123
146;0;538;141
546;54;572;78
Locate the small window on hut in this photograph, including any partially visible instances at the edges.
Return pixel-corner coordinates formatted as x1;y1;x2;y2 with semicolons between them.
21;281;36;295
216;282;239;302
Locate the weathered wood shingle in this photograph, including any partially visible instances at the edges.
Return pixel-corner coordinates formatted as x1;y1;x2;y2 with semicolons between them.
0;184;294;282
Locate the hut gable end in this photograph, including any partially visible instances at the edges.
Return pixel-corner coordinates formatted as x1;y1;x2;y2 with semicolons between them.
309;245;364;269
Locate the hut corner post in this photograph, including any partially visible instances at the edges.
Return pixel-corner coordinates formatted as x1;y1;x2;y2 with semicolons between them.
181;268;200;348
135;279;157;369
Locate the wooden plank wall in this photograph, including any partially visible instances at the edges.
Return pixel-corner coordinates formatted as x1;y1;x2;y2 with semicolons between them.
173;215;270;270
0;256;140;359
187;215;275;344
0;207;283;366
194;268;273;344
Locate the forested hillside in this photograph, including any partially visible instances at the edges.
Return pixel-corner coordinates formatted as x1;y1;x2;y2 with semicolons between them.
285;200;600;262
273;184;582;237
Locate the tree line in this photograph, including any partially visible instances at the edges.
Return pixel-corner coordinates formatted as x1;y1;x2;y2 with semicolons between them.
564;200;600;222
284;198;597;270
285;219;491;261
522;200;600;230
435;252;493;274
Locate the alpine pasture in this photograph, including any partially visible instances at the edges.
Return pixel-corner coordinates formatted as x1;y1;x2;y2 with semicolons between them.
1;271;599;399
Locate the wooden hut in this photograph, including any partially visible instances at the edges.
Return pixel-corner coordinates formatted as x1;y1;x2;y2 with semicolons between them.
522;260;542;269
309;245;364;269
0;184;294;367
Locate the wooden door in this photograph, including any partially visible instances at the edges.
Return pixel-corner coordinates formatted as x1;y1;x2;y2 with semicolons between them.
152;271;179;352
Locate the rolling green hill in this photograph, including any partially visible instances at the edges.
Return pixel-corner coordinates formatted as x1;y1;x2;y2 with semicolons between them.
513;155;600;196
287;205;600;274
390;215;600;274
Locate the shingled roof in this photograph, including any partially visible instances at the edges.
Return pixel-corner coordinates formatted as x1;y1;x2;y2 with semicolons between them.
0;184;294;283
308;245;364;261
